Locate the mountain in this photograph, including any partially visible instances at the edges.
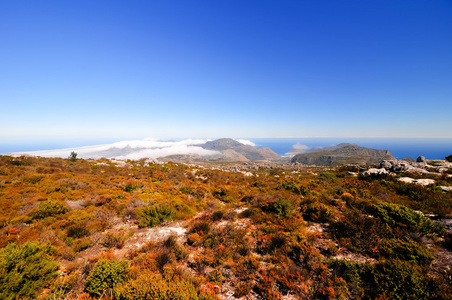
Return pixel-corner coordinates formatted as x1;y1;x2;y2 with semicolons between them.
15;138;280;161
199;138;280;161
286;143;358;156
291;144;395;166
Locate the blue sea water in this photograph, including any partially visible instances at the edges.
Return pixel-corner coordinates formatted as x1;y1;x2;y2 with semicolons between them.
0;138;122;156
249;138;452;160
0;137;451;160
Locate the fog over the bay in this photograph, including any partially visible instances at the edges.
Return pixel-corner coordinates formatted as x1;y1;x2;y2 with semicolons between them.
16;138;256;160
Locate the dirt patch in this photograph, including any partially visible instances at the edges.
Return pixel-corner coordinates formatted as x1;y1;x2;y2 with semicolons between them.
112;222;188;258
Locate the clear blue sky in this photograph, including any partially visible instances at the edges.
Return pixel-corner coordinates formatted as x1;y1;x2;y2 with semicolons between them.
1;0;451;142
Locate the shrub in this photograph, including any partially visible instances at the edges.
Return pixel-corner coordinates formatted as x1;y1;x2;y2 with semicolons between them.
72;237;93;252
48;271;80;299
254;269;281;300
208;268;225;284
319;172;336;181
329;209;386;253
117;271;199;300
446;155;452;162
329;259;430;299
211;210;224;222
303;202;331;223
136;204;174;228
179;186;194;195
273;198;293;218
69;152;78;161
277;179;310;195
260;234;288;254
155;249;174;271
191;220;211;234
102;231;126;249
85;258;130;297
124;182;141;193
30;199;68;219
261;198;293;218
370;260;429;299
379;238;434;265
0;242;59;300
67;225;90;239
369;201;444;235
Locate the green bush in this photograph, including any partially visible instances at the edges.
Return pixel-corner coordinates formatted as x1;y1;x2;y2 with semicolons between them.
85;258;130;297
136;204;174;228
179;186;194;195
319;172;336;181
329;259;430;299
303;202;331;222
68;151;77;161
446;155;452;162
0;242;59;300
370;260;429;299
273;198;293;218
30;199;68;219
379;238;434;265
261;198;293;218
67;225;90;238
277;179;310;195
369;201;444;235
125;182;141;193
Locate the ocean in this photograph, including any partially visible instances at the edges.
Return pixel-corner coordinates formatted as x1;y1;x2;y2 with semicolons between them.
248;138;452;160
1;137;451;160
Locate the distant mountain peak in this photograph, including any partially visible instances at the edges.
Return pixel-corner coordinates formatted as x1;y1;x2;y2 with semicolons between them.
199;138;280;161
291;144;394;166
201;138;245;150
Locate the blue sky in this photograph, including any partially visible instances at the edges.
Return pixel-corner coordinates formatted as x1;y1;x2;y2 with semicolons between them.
1;0;452;142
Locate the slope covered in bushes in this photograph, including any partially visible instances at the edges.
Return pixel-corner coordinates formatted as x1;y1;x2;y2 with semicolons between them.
0;155;451;299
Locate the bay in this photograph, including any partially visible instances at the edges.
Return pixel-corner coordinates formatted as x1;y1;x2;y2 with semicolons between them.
249;138;452;160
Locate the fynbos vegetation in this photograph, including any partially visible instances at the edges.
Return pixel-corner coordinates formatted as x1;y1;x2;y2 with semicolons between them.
0;154;451;299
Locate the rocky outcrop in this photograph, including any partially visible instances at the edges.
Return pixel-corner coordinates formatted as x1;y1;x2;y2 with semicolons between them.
362;168;389;177
378;160;428;173
417;156;426;163
361;159;452;190
291;144;395;166
398;177;435;186
377;159;452;174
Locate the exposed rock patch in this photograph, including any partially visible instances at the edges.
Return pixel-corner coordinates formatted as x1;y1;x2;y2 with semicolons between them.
398;177;435;186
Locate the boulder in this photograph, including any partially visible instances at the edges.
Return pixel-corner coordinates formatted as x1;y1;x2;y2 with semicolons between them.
417;156;426;162
361;168;389;177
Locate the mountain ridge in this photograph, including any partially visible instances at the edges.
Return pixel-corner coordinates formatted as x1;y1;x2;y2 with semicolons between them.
291;144;395;166
198;138;281;161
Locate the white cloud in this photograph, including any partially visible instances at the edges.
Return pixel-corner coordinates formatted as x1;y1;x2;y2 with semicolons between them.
17;138;220;160
235;139;256;147
292;143;309;151
115;145;219;160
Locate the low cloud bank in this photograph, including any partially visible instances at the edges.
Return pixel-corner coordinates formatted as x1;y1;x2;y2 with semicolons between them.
292;143;309;151
17;138;257;160
285;142;310;155
235;139;256;147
